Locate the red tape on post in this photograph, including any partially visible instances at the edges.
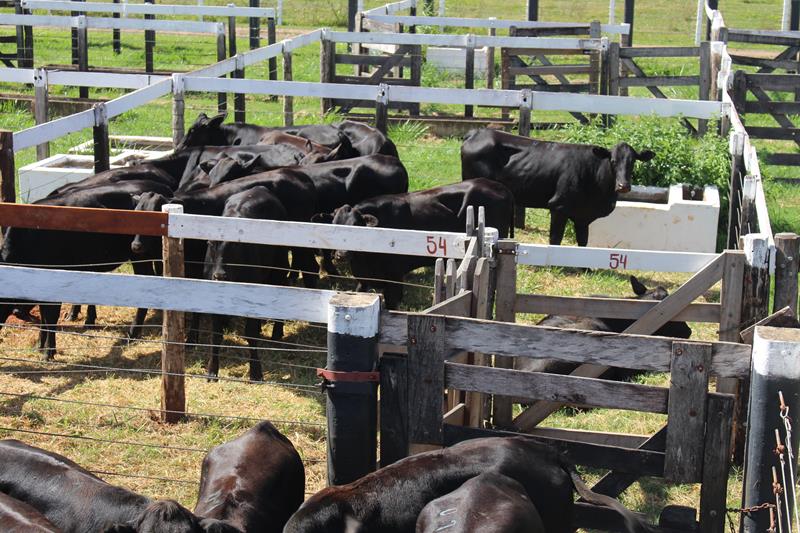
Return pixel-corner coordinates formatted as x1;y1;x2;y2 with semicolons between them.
316;368;380;383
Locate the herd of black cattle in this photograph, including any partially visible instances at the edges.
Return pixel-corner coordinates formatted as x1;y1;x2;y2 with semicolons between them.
0;113;656;378
0;423;656;532
0;115;668;532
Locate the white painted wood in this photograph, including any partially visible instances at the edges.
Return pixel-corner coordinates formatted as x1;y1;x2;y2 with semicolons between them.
387;85;522;107
182;78;377;100
752;326;800;380
0;68;35;83
327;30;605;50
282;29;323;52
0;13;223;33
516;242;718;272
328;293;381;338
104;79;172;119
13;109;94;152
48;70;168;89
364;15;629;34
0;265;335;323
695;0;704;45
277;0;283;25
21;0;275;19
782;0;791;31
189;57;239;78
533;91;722;119
241;42;284;67
168;212;470;259
609;0;616;24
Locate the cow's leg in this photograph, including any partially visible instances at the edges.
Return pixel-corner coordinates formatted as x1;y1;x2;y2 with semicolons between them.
66;305;81;321
320;250;339;278
574;221;590;247
270;320;284;341
548;211;569;246
206;314;224;382
293;248;319;289
244;318;264;382
85;305;97;326
383;281;404;310
128;260;155;339
39;304;60;361
186;313;201;347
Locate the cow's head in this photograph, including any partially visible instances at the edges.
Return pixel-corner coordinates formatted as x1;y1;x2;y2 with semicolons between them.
595;143;655;194
131;192;171;258
176;112;228;150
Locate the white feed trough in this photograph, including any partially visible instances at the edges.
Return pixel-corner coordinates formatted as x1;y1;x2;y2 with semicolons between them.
588;184;720;253
426;46;489;76
19;149;167;203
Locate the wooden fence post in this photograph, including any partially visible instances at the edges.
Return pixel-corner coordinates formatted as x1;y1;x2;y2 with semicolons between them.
249;0;260;50
774;233;799;315
491;239;516;428
433;258;445;305
161;203;186;424
320;32;334;114
324;292;381;485
464;34;475;118
518;88;532;138
92;103;110;174
216;26;227;114
267;17;277;86
486;19;496;89
233;55;246;124
375;83;389;134
0;131;15;204
527;0;538;21
283;46;294;126
742;326;800;533
76;16;88;99
698;41;711;135
726;133;745;249
624;0;635;45
33;68;49;161
407;313;446;453
699;393;734;533
347;0;358;32
171;74;185;147
380;353;408;466
112;0;120;54
144;0;155;73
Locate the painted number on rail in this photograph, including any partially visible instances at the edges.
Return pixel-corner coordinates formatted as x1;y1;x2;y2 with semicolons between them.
609;253;629;270
426;236;448;256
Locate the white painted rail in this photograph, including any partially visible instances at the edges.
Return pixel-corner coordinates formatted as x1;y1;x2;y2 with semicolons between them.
168;213;470;259
364;14;630;35
21;0;275;19
516;243;718;273
327;30;606;50
0;13;224;33
0;265;334;323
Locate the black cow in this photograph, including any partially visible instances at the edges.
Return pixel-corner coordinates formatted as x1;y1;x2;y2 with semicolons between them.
335;120;399;158
0;439;210;533
0;491;62;532
46;164;180;198
516;276;692;376
0;180;174;359
315;179;512;308
461;128;655;246
284;436;654;533
415;472;544;533
194;421;304;533
203;187;290;381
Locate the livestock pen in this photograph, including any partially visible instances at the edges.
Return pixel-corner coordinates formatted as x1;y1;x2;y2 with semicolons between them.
0;0;798;530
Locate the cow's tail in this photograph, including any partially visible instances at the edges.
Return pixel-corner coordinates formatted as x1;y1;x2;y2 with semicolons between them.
565;463;655;533
509;198;515;239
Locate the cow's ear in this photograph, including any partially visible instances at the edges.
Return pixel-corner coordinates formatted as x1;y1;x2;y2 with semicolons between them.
195;112;209;124
630;275;648;296
131;194;141;203
637;149;655;162
362;214;379;227
311;213;334;224
208;112;227;127
592;146;611;159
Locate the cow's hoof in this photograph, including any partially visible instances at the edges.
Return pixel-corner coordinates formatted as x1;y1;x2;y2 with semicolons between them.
249;373;263;383
206;374;219;383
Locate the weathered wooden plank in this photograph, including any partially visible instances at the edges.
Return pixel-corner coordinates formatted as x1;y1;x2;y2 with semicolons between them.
764;153;800;166
335;53;413;67
727;30;800;46
699;394;734;533
743;101;800;114
508;65;591;76
514;294;721;323
739;306;799;345
619;46;700;58
443;403;466;426
442;424;665;476
424;290;473;317
527;427;649;449
407;314;446;446
746;126;800;141
619;76;699;87
161;204;186;424
465;258;491;428
335;75;417;86
591;426;668;497
504;47;588;56
0;202;167;236
718;251;745;345
665;342;711;483
492;240;517;428
573;503;675;533
445;362;669;413
380;354;408;466
509;83;593;92
443;319;749;378
445;258;456;300
730;54;800;71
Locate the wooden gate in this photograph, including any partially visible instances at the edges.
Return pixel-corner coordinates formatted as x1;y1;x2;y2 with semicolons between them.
500;23;603;125
730;70;800;178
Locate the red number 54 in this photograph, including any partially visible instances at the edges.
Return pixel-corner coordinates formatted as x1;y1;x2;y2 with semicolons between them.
609;253;628;269
426;236;448;255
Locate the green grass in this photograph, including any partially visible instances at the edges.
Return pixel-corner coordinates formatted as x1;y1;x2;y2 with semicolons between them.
0;0;798;526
